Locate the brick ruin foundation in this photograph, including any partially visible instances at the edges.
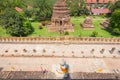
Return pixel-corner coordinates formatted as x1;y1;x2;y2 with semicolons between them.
100;19;110;28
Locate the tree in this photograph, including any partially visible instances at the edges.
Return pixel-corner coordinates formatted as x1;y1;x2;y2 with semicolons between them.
33;0;54;20
20;0;56;20
0;0;25;11
0;0;26;28
110;10;120;35
0;0;34;37
106;1;113;9
110;0;120;12
7;20;34;37
24;7;34;19
67;0;89;16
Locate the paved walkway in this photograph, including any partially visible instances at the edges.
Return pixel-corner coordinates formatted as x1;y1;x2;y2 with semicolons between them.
0;43;120;74
0;57;120;73
0;43;120;58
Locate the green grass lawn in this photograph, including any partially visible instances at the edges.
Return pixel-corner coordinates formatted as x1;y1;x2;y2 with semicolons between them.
0;27;11;37
70;16;114;37
0;16;119;38
29;22;61;37
29;16;119;38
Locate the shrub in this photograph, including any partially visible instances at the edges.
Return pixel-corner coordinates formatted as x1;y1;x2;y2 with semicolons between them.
91;31;98;37
78;33;82;37
113;28;120;35
41;21;46;26
7;21;34;37
64;31;69;35
38;24;43;29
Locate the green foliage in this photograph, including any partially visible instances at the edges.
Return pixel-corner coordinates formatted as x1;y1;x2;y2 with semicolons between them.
64;31;69;35
110;10;120;35
0;9;23;29
0;0;26;28
91;31;98;37
7;20;34;37
33;0;54;20
0;0;25;12
113;28;120;35
78;33;82;37
106;1;113;9
24;9;34;19
67;0;89;16
110;0;120;12
0;0;34;37
38;24;43;29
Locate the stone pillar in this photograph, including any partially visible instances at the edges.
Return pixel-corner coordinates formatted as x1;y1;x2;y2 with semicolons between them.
23;49;27;53
33;49;36;53
91;49;95;54
110;47;116;54
100;49;105;54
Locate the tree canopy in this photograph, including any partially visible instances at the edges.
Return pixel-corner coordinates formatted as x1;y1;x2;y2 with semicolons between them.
110;0;120;12
67;0;89;16
0;0;34;37
110;10;120;35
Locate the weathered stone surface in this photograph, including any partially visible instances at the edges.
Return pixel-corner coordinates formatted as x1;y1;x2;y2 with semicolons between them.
0;71;120;79
81;17;94;30
47;0;74;33
100;19;110;28
0;71;55;79
70;72;120;79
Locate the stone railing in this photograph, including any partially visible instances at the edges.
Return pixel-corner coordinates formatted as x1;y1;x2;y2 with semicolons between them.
0;37;120;44
0;37;120;58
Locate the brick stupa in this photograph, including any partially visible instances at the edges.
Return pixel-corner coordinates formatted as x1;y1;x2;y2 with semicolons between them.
81;17;94;30
47;0;74;33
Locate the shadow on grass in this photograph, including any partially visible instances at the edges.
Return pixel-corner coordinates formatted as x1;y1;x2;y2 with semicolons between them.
31;18;51;23
101;28;120;37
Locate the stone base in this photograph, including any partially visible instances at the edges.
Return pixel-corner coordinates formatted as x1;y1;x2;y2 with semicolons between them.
100;20;109;28
81;23;94;30
47;25;74;33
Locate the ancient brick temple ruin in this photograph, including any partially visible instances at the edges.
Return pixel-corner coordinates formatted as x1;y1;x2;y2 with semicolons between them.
100;19;110;29
47;0;74;33
81;17;94;30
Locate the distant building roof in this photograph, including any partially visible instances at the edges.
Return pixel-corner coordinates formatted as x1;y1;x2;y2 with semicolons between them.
91;8;111;14
86;0;115;3
15;7;23;12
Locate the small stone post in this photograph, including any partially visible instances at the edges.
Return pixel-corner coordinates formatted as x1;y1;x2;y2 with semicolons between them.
100;49;105;54
110;47;116;54
91;49;95;54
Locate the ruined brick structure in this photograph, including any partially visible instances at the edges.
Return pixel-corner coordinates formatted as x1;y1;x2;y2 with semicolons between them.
81;17;94;30
100;19;110;28
47;0;74;33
